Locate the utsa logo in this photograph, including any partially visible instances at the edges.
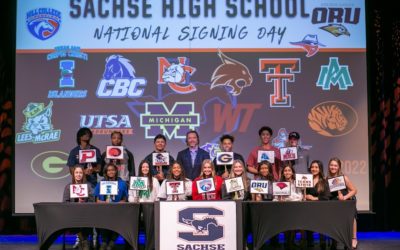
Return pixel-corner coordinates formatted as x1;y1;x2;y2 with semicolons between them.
290;34;325;57
26;8;61;41
210;50;253;96
320;24;351;37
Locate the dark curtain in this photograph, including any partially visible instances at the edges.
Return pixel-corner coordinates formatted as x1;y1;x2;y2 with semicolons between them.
1;0;400;233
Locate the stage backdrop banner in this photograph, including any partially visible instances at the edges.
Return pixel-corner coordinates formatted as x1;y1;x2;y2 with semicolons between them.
159;201;237;250
15;0;369;213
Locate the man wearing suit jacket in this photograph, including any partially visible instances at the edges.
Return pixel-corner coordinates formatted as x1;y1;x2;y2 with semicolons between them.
177;130;210;180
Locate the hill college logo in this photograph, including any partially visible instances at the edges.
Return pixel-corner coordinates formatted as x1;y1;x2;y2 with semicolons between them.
308;101;358;137
26;8;61;40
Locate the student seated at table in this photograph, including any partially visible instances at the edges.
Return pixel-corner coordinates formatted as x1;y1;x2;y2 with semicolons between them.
274;162;303;249
62;165;94;250
305;160;331;248
158;161;192;200
128;160;160;202
94;163;128;250
252;161;274;201
221;159;250;200
192;159;223;200
327;157;358;249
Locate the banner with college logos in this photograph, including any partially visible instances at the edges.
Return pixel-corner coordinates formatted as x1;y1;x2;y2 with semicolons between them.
14;0;370;213
158;201;238;250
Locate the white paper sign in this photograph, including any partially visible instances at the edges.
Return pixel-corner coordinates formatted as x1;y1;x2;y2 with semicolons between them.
272;182;291;196
106;146;124;159
196;178;216;194
70;184;88;198
328;176;347;192
79;149;97;163
152;152;170;166
257;150;275;164
159;201;237;250
280;147;298;161
100;181;118;195
224;177;244;193
129;177;149;190
295;174;313;188
166;181;185;195
216;152;234;165
250;180;269;194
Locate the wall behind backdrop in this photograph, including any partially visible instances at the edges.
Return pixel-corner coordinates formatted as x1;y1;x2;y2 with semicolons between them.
0;0;400;232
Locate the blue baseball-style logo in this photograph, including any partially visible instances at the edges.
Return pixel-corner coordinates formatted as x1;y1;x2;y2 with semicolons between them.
26;8;61;41
178;207;223;241
59;60;75;88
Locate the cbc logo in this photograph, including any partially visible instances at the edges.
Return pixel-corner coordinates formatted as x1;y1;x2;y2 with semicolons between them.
31;151;70;179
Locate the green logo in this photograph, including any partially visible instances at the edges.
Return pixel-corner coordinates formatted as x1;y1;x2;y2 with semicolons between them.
31;151;70;179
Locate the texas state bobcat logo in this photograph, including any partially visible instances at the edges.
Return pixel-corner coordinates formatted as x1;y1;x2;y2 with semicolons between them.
210;51;253;96
308;101;358;137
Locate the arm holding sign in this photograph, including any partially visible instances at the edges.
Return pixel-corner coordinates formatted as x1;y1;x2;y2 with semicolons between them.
339;175;357;200
246;147;259;174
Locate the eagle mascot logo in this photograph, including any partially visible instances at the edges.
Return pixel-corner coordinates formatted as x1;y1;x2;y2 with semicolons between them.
210;50;253;96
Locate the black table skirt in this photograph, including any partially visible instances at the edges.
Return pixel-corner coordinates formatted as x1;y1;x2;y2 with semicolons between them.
34;202;141;250
244;200;356;250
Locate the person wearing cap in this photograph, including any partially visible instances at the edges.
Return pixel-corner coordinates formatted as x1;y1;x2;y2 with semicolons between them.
246;126;281;180
287;131;310;175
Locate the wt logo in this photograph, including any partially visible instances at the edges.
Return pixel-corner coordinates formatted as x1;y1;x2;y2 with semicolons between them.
259;59;301;108
316;57;353;90
59;60;75;88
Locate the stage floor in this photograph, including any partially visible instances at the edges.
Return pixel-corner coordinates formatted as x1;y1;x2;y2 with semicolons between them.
0;232;399;249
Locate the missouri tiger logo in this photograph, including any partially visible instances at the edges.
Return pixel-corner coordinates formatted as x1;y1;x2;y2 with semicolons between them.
308;101;358;137
210;50;253;96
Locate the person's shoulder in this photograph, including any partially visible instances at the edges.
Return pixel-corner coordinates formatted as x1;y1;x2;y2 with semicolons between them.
69;145;80;153
177;148;189;155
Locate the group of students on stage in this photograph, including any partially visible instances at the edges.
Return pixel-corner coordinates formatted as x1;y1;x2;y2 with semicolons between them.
63;126;358;250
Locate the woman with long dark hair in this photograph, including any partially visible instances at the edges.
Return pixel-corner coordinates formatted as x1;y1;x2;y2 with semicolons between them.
158;161;192;200
128;160;160;202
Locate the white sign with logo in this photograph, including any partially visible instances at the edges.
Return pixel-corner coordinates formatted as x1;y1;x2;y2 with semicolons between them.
250;180;269;194
100;181;118;195
257;150;275;164
79;149;97;163
152;152;170;166
279;147;298;161
224;177;244;193
159;201;237;250
129;177;148;190
70;184;88;198
166;181;185;195
272;182;291;196
327;176;347;192
106;146;124;159
295;174;313;188
216;152;234;165
196;178;216;194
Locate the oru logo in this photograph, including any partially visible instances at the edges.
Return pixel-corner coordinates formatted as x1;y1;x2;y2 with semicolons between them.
31;151;70;179
178;207;223;241
308;101;358;137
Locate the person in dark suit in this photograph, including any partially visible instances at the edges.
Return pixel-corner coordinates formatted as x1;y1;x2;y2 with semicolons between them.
176;130;210;180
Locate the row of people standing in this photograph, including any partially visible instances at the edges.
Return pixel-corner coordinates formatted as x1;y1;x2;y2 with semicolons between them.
65;126;357;249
